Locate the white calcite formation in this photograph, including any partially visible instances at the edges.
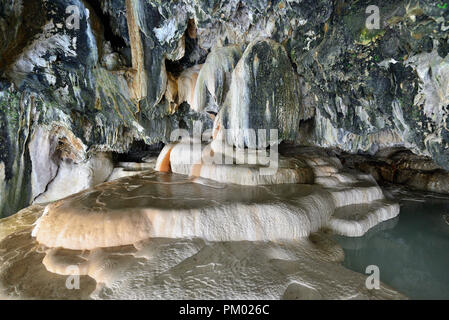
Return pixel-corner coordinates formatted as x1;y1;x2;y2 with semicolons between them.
292;148;400;237
0;61;399;300
193;45;243;113
0;143;403;299
0;200;405;300
0;64;400;300
33;152;114;204
155;142;399;238
29;125;114;204
329;201;400;237
165;65;203;114
177;65;202;109
216;38;304;149
28;143;399;255
32;172;333;250
157;140;314;186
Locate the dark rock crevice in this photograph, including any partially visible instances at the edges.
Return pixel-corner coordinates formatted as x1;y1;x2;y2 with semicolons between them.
85;0;128;50
165;19;209;77
112;140;164;163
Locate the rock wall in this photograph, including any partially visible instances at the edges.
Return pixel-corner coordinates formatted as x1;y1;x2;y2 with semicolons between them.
1;0;449;216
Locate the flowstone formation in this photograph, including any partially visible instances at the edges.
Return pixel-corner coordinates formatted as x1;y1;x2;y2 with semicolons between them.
156;139;399;238
0;162;404;299
1;0;449;300
0;97;401;299
1;0;449;217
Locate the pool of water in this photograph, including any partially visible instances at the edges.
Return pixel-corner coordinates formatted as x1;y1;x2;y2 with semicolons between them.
334;198;449;299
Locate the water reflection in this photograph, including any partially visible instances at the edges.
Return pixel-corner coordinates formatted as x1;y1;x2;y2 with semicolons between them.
334;199;449;299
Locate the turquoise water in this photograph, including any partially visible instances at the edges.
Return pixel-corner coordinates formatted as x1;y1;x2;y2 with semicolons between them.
334;199;449;299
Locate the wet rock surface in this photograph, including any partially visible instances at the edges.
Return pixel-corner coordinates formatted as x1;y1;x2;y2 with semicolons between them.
0;163;404;300
218;38;303;148
0;218;405;300
339;147;449;195
1;1;449;216
3;0;449;301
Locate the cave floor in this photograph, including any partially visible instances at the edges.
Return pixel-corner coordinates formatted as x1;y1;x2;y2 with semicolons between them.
0;167;406;300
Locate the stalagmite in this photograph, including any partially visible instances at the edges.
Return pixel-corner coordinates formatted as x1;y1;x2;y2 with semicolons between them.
216;38;303;149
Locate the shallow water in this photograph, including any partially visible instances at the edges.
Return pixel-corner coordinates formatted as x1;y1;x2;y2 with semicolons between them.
334;199;449;299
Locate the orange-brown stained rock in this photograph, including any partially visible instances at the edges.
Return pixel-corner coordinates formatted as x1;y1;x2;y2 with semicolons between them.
190;147;216;178
190;163;202;178
178;65;202;109
44;125;87;162
213;123;221;140
126;0;147;102
165;72;179;114
155;144;175;172
187;19;197;39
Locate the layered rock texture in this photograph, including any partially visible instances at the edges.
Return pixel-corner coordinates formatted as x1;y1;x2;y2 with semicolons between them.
0;207;405;299
156;142;400;237
339;147;449;194
0;158;403;299
1;1;449;216
4;0;449;300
